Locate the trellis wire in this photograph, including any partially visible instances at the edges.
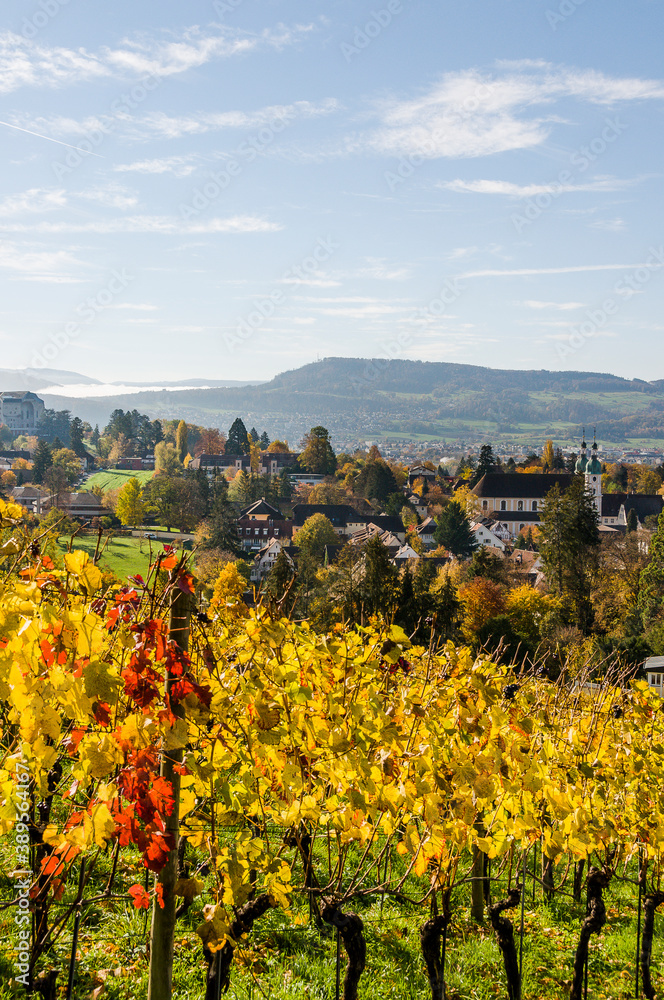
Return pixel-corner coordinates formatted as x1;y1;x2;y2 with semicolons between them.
635;850;643;1000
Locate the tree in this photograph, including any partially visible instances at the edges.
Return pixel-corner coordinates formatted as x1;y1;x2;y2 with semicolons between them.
638;468;661;494
51;447;81;485
91;424;101;450
296;513;339;564
264;549;296;610
39;408;71;445
354;459;399;506
116;477;146;527
300;426;337;476
32;440;53;484
44;465;69;507
176;421;188;464
195;428;226;456
469;444;496;487
434;500;477;559
626;508;638;533
538;477;600;632
260;431;270;450
269;440;290;453
542;439;555;470
155;442;183;476
361;535;398;619
458;577;506;643
225;418;250;455
198;479;240;554
70;417;86;457
249;427;259;443
639;512;664;628
143;476;203;532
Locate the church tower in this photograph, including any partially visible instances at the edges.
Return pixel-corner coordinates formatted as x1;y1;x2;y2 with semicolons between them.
585;431;602;516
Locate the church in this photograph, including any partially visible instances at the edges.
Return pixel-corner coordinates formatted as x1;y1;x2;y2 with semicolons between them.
470;436;663;539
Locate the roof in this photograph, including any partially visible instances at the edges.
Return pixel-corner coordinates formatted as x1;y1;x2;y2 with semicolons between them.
601;493;663;520
0;391;43;401
472;472;573;499
293;504;367;527
12;486;45;497
240;497;283;519
644;656;664;672
490;511;542;523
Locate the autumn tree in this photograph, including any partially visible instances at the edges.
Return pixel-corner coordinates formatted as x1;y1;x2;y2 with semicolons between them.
542;439;555;470
176;421;188;464
195;427;226;456
116;476;146;527
155;442;183;476
458;577;506;643
300;426;337;476
296;513;339;563
51;447;81;485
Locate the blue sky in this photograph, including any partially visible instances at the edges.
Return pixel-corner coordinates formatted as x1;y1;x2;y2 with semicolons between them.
1;0;663;384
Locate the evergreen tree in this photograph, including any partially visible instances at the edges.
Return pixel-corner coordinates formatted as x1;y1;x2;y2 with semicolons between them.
32;440;53;484
539;476;600;632
264;550;296;610
434;577;462;637
506;457;517;472
201;478;240;553
299;426;337;476
395;566;417;632
225;417;250;455
361;536;398;618
278;467;294;501
469;444;496;487
260;431;270;450
639;512;664;627
249;427;259;443
70;417;85;457
434;499;477;559
626;508;638;533
354;460;398;506
91;425;101;450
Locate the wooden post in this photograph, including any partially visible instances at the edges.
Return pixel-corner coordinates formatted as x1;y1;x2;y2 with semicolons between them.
147;585;191;1000
471;845;485;923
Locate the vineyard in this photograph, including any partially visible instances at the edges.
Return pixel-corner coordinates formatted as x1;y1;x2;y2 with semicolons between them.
2;495;664;999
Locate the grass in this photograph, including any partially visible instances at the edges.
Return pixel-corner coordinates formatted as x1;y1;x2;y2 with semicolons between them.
56;534;156;581
1;836;663;1000
84;469;154;493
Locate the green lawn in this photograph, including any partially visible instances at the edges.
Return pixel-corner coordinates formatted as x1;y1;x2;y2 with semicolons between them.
84;469;154;493
56;534;156;582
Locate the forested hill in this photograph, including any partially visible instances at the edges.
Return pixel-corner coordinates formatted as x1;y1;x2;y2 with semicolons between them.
266;358;656;396
39;357;664;447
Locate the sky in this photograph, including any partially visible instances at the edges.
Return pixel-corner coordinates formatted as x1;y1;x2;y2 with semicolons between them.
1;0;663;384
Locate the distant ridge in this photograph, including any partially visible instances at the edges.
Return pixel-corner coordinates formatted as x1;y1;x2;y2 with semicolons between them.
3;357;664;446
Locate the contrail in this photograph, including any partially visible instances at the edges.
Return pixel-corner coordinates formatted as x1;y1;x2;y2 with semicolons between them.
0;119;104;157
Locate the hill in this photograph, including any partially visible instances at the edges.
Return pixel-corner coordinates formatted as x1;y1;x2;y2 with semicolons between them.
13;358;664;448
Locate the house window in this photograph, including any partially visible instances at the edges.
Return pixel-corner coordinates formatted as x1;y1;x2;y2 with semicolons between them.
482;500;488;510
500;501;507;511
517;501;524;511
532;501;538;511
519;524;524;531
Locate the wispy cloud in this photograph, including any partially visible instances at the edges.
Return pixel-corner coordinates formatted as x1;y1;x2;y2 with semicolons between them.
439;176;640;196
0;23;315;94
590;217;626;232
461;263;651;278
0;188;67;216
0;240;88;282
0;215;282;235
523;300;585;310
114;156;199;177
354;63;664;160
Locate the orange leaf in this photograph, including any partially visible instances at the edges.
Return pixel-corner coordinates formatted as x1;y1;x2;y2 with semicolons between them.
128;884;150;910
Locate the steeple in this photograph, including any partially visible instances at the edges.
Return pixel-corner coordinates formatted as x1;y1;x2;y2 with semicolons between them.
575;428;588;474
585;429;602;514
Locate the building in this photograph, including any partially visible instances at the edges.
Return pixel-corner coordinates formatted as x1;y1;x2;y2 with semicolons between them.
470;517;508;551
42;491;109;521
11;485;47;515
471;435;664;538
189;452;299;477
237;498;293;552
249;537;296;583
0;392;45;435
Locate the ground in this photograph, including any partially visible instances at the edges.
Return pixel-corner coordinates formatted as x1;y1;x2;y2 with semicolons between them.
56;534;156;581
84;469;154;493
